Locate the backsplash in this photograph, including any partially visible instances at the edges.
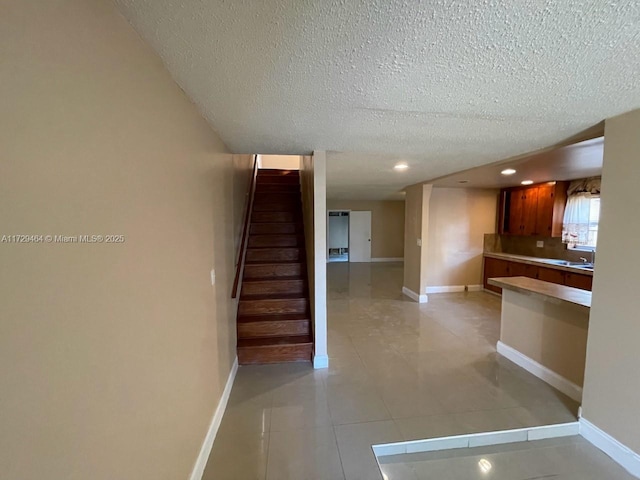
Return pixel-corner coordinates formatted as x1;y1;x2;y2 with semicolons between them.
484;234;593;262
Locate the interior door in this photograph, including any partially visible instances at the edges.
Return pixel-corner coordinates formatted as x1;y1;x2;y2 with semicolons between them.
349;211;371;262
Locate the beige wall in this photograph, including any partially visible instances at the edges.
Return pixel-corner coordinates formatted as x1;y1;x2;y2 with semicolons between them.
425;188;498;287
0;1;247;479
501;290;589;387
403;184;432;296
582;108;640;454
326;200;405;259
258;155;301;170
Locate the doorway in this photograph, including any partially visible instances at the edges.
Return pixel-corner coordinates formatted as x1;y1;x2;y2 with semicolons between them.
327;210;372;263
328;211;349;262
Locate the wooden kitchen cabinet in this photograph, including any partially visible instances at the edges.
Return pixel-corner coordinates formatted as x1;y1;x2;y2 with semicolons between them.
506;188;538;235
509;261;538;279
537;266;565;285
483;257;510;293
534;185;555;236
564;272;593;290
499;181;568;237
483;257;593;293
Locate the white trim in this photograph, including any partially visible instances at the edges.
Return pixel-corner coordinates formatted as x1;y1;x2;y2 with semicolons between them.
189;357;238;480
402;286;428;303
580;418;640;478
313;354;329;369
371;257;404;262
372;422;579;457
497;341;583;402
425;284;484;294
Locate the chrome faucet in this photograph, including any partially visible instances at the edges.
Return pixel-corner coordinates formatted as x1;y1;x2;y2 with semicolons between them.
580;250;596;265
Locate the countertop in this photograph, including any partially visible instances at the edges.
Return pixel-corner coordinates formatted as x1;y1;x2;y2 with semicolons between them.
483;252;594;277
488;276;592;309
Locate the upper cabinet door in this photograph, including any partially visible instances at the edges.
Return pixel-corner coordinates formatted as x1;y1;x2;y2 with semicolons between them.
499;181;568;237
508;189;525;234
521;187;539;236
534;185;555;235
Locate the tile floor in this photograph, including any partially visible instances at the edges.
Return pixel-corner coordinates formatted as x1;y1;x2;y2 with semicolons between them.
377;436;637;480
203;262;581;480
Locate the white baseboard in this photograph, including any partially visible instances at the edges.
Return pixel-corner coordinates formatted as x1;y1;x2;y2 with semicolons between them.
402;286;428;303
425;284;484;294
189;356;238;480
371;257;404;262
497;341;583;403
313;354;329;369
580;418;640;478
372;422;579;457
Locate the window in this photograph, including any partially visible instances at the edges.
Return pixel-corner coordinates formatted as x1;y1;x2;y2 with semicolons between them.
563;194;600;249
586;196;600;248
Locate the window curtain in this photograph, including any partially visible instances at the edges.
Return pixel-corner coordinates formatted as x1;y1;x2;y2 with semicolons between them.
562;177;601;246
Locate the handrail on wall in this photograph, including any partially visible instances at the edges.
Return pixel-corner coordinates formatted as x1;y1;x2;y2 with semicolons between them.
232;155;259;298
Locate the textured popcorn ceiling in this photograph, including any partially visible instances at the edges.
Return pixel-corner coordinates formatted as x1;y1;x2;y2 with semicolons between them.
115;0;640;200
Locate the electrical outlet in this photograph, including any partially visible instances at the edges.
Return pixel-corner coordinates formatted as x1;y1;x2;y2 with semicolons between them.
210;269;216;286
417;238;422;247
536;240;544;248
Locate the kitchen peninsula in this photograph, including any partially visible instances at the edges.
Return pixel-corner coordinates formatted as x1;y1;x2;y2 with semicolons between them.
488;276;590;403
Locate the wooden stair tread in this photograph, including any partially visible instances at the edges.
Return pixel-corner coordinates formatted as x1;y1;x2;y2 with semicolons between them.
237;170;311;364
238;335;312;348
238;313;310;323
244;260;303;266
250;222;302;226
239;293;307;301
242;275;305;282
248;233;301;236
247;246;302;250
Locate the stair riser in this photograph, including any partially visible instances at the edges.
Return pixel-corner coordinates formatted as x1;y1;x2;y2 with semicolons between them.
254;193;301;202
238;343;312;364
242;280;306;296
246;248;303;262
258;169;299;174
248;235;301;248
256;176;299;184
238;320;310;338
250;223;300;235
243;264;304;278
238;298;308;316
252;211;300;223
253;203;301;212
255;184;300;193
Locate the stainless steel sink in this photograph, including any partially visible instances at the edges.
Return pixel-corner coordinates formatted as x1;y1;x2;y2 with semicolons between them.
572;264;594;270
544;259;570;265
544;259;594;269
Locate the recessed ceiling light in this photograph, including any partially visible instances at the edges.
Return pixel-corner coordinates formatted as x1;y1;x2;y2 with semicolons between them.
521;180;534;185
547;181;557;185
394;163;409;170
501;168;517;175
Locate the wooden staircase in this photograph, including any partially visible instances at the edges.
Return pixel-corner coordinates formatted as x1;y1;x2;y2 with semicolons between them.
237;169;313;364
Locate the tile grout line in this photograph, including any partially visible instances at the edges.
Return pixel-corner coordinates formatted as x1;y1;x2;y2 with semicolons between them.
263;393;274;480
332;425;348;480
